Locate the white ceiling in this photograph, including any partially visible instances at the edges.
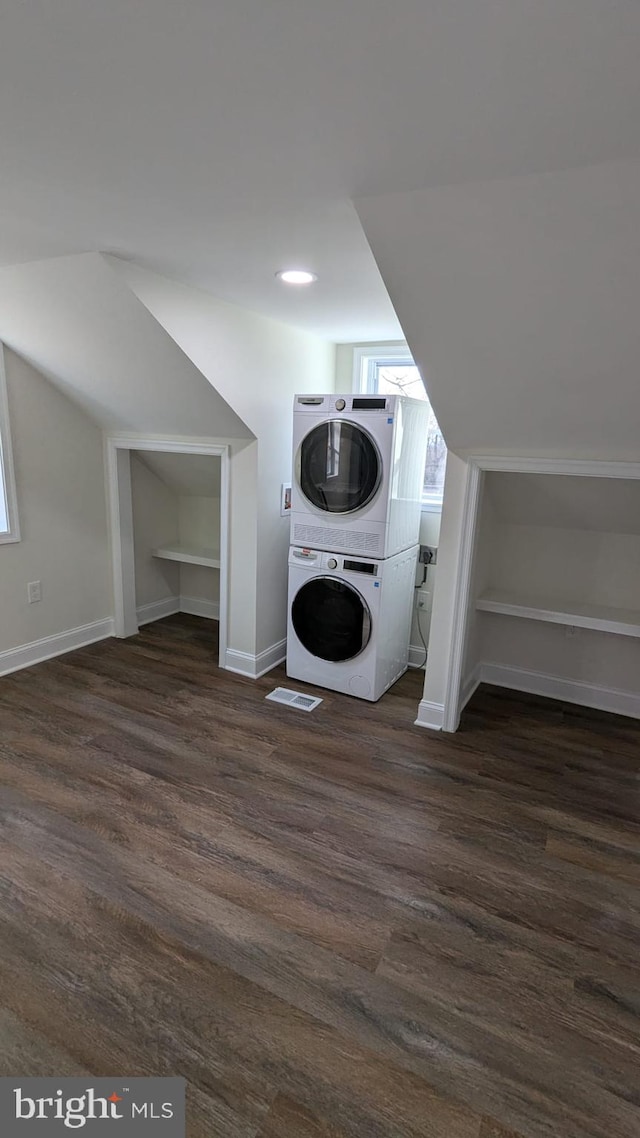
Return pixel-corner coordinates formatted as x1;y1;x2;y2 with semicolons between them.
1;0;639;342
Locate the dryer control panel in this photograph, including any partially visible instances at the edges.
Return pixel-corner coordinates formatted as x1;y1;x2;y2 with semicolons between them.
294;393;396;416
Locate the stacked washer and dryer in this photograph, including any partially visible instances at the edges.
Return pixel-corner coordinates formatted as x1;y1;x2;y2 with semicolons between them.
286;392;429;701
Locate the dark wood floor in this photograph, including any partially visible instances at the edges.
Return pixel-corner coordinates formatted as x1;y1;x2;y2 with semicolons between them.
0;615;638;1138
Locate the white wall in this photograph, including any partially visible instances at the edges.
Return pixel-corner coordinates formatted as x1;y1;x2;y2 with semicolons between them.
478;615;640;698
465;471;640;709
131;454;180;610
460;475;497;690
0;349;111;654
420;453;472;721
409;510;441;662
487;523;640;611
224;440;259;657
110;258;336;659
131;457;222;620
334;344;354;391
178;495;221;611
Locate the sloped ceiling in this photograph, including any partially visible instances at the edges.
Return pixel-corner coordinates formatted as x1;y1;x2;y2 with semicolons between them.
0;3;639;460
0;252;253;438
135;451;221;498
357;159;640;460
106;256;332;438
486;473;640;535
1;2;639;341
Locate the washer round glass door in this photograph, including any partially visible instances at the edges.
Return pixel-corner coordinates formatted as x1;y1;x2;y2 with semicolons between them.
292;577;372;662
298;420;382;514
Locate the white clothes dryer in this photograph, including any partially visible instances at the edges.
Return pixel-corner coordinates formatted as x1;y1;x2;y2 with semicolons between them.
286;544;418;702
290;393;428;559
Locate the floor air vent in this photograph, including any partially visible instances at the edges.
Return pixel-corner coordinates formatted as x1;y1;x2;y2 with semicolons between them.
265;687;323;712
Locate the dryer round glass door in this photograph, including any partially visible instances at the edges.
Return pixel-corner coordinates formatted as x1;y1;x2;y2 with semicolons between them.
292;577;372;662
298;420;382;514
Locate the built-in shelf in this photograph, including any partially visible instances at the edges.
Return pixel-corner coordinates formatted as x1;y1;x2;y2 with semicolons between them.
152;544;220;569
476;589;640;639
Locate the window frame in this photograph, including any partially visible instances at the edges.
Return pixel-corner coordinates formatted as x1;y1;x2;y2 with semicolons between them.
351;343;445;512
0;344;20;544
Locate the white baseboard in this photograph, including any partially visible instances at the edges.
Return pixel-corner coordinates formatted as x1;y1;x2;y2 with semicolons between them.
179;595;220;621
481;662;640;721
136;595;219;626
408;644;428;669
460;664;483;712
136;596;181;625
414;698;445;730
0;618;115;678
225;638;287;679
255;638;287;677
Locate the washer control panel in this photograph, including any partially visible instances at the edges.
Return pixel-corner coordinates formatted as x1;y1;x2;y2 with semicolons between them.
344;558;378;576
289;548;379;576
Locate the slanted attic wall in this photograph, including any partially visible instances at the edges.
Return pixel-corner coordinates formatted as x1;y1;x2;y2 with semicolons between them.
109;258;337;658
0;252;252;439
356;159;640;463
0;252;261;661
357;159;640;726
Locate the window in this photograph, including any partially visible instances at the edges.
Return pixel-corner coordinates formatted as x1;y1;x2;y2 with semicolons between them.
353;343;447;510
0;345;20;543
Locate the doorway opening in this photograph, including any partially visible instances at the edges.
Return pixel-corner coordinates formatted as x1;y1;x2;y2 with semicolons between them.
106;437;230;668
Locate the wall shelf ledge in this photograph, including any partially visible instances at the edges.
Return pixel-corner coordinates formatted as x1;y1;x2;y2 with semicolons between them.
152;544;220;569
476;590;640;639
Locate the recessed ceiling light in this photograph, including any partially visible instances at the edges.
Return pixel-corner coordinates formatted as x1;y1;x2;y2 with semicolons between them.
275;269;318;285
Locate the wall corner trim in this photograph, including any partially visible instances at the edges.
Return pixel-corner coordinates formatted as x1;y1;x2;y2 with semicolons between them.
225;638;287;680
415;699;445;731
136;596;220;627
408;645;427;669
441;461;483;732
459;664;483;713
179;596;220;621
0;618;115;677
136;597;181;626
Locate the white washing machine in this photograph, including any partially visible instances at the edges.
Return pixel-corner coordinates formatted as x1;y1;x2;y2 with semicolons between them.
290;392;429;559
286;544;418;702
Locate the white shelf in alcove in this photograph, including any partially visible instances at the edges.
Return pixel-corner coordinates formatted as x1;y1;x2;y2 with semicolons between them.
476;590;640;639
152;544;220;569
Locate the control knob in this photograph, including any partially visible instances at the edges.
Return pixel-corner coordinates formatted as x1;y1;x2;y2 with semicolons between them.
327;558;338;569
335;398;346;411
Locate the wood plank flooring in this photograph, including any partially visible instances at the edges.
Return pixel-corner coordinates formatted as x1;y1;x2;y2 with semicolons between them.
0;614;638;1138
